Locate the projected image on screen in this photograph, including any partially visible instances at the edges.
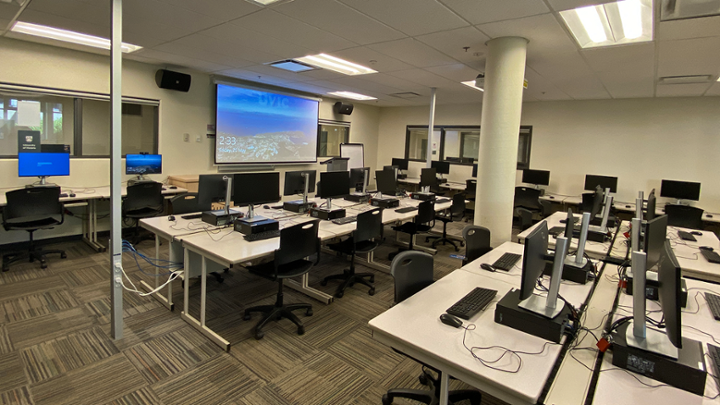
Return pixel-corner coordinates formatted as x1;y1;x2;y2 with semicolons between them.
216;84;319;164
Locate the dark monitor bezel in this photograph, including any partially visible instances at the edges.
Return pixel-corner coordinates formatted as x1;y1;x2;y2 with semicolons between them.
283;170;317;196
349;167;369;189
660;179;701;201
520;221;549;301
646;189;656;221
391;158;409;170
420;167;438;187
18;152;70;177
318;171;350;199
232;172;280;206
658;239;682;349
522;169;550;186
376;170;397;195
431;160;450;175
584;174;618;193
197;174;227;212
472;163;478;178
644;214;668;270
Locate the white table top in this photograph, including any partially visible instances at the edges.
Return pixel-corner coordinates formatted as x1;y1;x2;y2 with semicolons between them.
592;279;720;405
398;177;421;185
368;269;568;405
615;202;720;224
0;184;186;206
667;226;720;283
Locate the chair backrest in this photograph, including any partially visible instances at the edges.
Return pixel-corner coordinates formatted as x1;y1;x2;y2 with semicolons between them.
355;208;383;243
462;225;492;263
390;251;434;304
3;187;63;225
277;220;320;266
514;187;541;210
580;193;595;213
665;204;704;229
169;193;203;215
450;193;465;217
415;200;435;225
124;182;164;213
516;208;533;231
465;179;477;194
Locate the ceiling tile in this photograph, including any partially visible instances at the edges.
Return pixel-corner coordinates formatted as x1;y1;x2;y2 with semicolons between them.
135;48;232;72
232;10;357;53
657;37;720;78
582;43;655;98
170;33;284;64
201;22;312;59
273;0;406;45
324;76;405;95
439;0;549;25
528;51;610;99
546;0;616;12
386;68;458;88
215;68;298;86
16;9;109;39
477;13;577;60
330;46;414;73
153;41;255;69
415;26;489;65
122;0;219;41
656;83;714;97
657;15;720;41
338;0;468;36
425;64;481;82
368;38;460;68
704;83;720;96
156;0;261;21
523;67;572;101
356;73;429;93
282;81;336;95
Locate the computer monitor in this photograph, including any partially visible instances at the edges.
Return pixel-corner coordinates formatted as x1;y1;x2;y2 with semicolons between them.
197;174;228;212
646;189;656;221
589;185;604;221
233;172;280;207
472;163;477;178
318;171;349;200
522;169;550;186
564;208;574;240
520;221;549;301
660;179;701;202
126;154;162;175
431;160;450;175
391;158;408;171
350;167;369;192
584;174;617;193
283;170;317;196
376;169;397;196
420;168;438;188
384;165;397;172
18;152;70;182
658;239;682;349
644;214;668;270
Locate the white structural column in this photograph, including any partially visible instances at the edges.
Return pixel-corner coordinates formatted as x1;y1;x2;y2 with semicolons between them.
426;87;436;168
475;37;528;246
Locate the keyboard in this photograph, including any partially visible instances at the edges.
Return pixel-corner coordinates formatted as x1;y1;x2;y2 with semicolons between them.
492;252;522;271
243;230;281;242
59;193;68;198
332;216;357;225
446;287;498;320
181;213;203;220
705;293;720;320
700;249;720;264
678;231;697;242
706;344;720;392
395;206;418;214
436;198;451;204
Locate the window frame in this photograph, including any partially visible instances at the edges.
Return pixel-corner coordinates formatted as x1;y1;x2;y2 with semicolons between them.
316;119;350;158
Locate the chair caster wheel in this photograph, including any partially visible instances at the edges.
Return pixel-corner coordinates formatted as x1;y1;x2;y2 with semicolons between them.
40;261;47;269
368;288;375;296
320;280;328;286
419;373;429;385
460;241;465;247
254;332;264;340
60;252;67;259
306;308;313;316
297;326;305;335
243;313;251;321
335;291;344;298
369;276;375;283
223;268;229;273
382;394;392;405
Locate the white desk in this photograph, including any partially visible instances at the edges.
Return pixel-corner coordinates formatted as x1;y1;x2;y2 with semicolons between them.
615;202;720;224
667;226;720;283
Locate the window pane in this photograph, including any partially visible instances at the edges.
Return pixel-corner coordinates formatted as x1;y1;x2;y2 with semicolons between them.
0;93;74;155
407;128;428;160
81;99;110;155
82;100;158;156
461;132;479;160
318;123;349;157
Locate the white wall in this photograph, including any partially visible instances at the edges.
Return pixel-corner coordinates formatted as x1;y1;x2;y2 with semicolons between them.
378;96;720;212
0;37;380;243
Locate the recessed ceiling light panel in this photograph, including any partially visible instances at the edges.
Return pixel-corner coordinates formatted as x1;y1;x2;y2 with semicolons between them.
461;80;484;92
11;21;142;53
328;91;377;101
560;0;653;48
661;0;720;21
296;54;377;76
268;60;315;72
245;0;290;6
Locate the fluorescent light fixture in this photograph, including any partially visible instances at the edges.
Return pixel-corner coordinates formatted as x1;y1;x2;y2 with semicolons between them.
245;0;286;5
11;21;142;53
296;54;377;76
560;0;653;48
328;91;377;101
461;80;484;92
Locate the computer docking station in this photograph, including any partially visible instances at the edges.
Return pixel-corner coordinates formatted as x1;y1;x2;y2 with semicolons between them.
234;218;279;235
611;323;706;395
397;173;408;180
587;229;609;243
310;207;346;221
591;215;617;229
344;193;370;203
494;289;571;344
283;201;315;213
542;260;593;285
371;197;399;209
626;271;688;307
202;209;242;226
411;192;435;202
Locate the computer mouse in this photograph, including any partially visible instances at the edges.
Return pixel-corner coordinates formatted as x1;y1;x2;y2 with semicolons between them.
625;205;632;209
480;263;496;272
168;215;175;221
691;231;703;236
263;205;270;209
69;193;76;197
549;196;555;199
708;214;714;219
169;186;177;189
439;313;463;328
700;246;713;252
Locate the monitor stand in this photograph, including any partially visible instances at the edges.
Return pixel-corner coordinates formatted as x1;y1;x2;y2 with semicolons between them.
310;198;346;220
26;176;56;188
345;173;370;203
128;175;151;186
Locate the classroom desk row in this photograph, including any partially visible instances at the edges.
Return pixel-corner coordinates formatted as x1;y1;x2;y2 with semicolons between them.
139;195;453;351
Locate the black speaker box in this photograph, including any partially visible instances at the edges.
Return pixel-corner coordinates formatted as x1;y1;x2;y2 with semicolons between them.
155;69;191;92
334;102;354;115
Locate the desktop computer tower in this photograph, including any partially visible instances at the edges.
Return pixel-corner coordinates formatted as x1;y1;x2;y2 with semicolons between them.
411;192;435;202
310;207;346;220
283;201;315;213
370;197;399;209
201;210;241;226
494;289;571;344
234;218;279;235
542;261;592;285
345;193;370;203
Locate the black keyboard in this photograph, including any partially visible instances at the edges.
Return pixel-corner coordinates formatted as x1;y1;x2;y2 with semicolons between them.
244;230;281;242
700;249;720;264
492;252;522;271
395;206;418;214
446;287;497;320
59;193;68;198
181;213;203;220
678;231;697;241
705;292;720;320
332;216;357;225
436;198;451;204
707;344;720;392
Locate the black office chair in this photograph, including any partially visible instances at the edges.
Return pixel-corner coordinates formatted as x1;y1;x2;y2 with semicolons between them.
461;225;491;266
429;184;447;196
2;187;67;271
580;192;595;213
123;182;164;244
322;208;383;298
168;192;202;215
664;204;704;229
426;193;465;251
464;179;477;221
515;207;534;231
383;251;482;405
514;186;541;211
389;201;435;260
242;220;320;340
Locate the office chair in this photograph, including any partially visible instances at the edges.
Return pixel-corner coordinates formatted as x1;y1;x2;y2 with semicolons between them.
242;220;320;340
388;200;435;261
514;186;541;211
664;204;704;229
429;184;446;196
168;192;202;214
515;207;534;231
383;251;482;405
2;187;67;271
426;193;465;251
464;179;477;221
580;192;595;213
461;225;492;266
123;182;164;245
321;208;383;298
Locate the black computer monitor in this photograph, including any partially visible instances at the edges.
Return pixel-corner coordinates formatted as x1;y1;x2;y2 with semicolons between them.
589;185;604;221
283;170;317;196
18;152;70;178
644;214;668;270
420;168;438;188
350;167;369;190
383;165;397;172
646;189;656;221
660;179;701;201
126;154;162;175
472;163;477;178
431;160;450;175
391;158;408;170
564;209;574;240
584;174;617;193
197;174;228;212
318;171;349;199
376;170;397;195
233;172;280;206
522;169;550;186
658;239;682;349
520;221;549;301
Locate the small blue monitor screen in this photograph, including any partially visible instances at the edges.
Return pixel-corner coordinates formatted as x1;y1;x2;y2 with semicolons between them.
126;154;162;175
18;152;70;177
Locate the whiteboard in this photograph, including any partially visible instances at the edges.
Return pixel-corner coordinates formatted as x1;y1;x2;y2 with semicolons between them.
340;143;364;170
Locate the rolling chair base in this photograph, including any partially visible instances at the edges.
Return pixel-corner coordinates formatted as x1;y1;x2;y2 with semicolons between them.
382;369;481;405
321;269;375;298
426;236;463;251
243;302;313;340
3;249;66;272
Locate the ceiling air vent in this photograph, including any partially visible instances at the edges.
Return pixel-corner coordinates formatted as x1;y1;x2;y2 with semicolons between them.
658;75;713;84
389;92;422;99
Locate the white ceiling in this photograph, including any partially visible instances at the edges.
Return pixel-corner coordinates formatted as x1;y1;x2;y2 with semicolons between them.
2;0;720;107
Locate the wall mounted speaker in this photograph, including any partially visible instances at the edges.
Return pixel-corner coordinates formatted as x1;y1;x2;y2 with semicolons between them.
155;69;191;92
334;102;354;115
